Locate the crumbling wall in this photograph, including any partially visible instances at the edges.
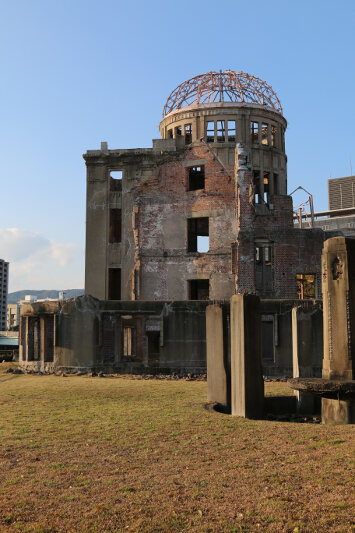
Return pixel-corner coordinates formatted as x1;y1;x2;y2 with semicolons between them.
137;141;236;300
234;144;328;299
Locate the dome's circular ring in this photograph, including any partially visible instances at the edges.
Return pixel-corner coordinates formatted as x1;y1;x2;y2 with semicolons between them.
163;70;282;117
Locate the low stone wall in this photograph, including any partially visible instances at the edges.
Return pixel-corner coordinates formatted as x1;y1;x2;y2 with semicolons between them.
19;295;323;376
19;296;209;374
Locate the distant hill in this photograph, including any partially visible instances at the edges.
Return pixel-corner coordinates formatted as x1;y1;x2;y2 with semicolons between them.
7;289;84;304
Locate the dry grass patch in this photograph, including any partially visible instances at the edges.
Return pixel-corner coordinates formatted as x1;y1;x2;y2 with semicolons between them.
0;370;354;532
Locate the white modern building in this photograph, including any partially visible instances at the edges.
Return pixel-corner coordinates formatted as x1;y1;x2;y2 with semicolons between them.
0;259;9;331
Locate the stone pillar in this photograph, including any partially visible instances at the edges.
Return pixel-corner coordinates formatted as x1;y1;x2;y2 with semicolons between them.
230;294;264;418
322;237;355;424
84;161;109;300
19;315;27;363
25;316;29;362
292;306;316;413
206;304;228;408
40;317;45;366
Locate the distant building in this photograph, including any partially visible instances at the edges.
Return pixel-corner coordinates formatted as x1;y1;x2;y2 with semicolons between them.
328;175;355;210
312;176;355;237
0;259;9;331
22;295;37;303
7;303;19;330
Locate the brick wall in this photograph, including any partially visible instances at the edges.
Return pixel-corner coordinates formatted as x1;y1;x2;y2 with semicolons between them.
234;163;326;298
136;141;236;300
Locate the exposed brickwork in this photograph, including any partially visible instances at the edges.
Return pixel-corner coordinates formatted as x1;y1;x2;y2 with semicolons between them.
234;160;327;298
84;127;331;302
136;141;236;299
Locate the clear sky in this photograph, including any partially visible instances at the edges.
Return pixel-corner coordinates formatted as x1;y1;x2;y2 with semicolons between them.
0;0;354;292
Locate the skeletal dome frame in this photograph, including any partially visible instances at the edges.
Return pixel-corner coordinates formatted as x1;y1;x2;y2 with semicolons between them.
163;70;282;117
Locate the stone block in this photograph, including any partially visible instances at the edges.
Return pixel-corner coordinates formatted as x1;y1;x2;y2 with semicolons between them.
322;398;355;424
230;294;264;418
206;304;228;408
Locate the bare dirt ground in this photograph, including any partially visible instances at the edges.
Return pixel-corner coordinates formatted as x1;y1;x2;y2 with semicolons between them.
0;362;354;532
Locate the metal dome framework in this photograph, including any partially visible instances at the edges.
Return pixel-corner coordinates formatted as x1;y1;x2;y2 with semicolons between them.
163;70;282;117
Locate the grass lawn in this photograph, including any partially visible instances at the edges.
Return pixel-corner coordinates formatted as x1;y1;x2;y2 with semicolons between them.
0;362;354;532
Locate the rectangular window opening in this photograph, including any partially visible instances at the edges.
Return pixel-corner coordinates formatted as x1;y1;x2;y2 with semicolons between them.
227;120;236;142
27;317;35;361
206;121;214;143
175;125;182;136
255;245;273;265
109;208;122;243
250;121;259;143
217;120;225;142
168;129;173;138
189;279;209;300
188;165;205;191
187;217;209;252
110;171;123;191
108;268;121;300
184;123;192;144
134;269;140;300
296;274;316;299
264;172;270;204
44;316;54;362
255;243;273;294
253;170;260;204
103;315;115;364
147;331;160;364
271;125;276;146
261;123;268;145
273;173;279;195
262;319;275;362
123;326;136;357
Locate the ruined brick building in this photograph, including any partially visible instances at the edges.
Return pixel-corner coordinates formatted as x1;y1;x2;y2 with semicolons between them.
84;70;326;302
19;71;333;375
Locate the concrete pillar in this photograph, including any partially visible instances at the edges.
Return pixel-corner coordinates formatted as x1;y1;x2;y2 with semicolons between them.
40;317;45;365
292;306;316;413
230;294;264;418
53;314;57;365
19;315;26;363
206;304;228;408
321;237;355;424
25;316;28;362
84;162;109;299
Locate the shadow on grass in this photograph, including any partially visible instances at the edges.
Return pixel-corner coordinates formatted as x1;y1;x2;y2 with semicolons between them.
205;395;321;423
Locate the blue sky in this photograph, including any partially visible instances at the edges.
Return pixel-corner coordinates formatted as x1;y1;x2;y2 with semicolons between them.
0;0;354;291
